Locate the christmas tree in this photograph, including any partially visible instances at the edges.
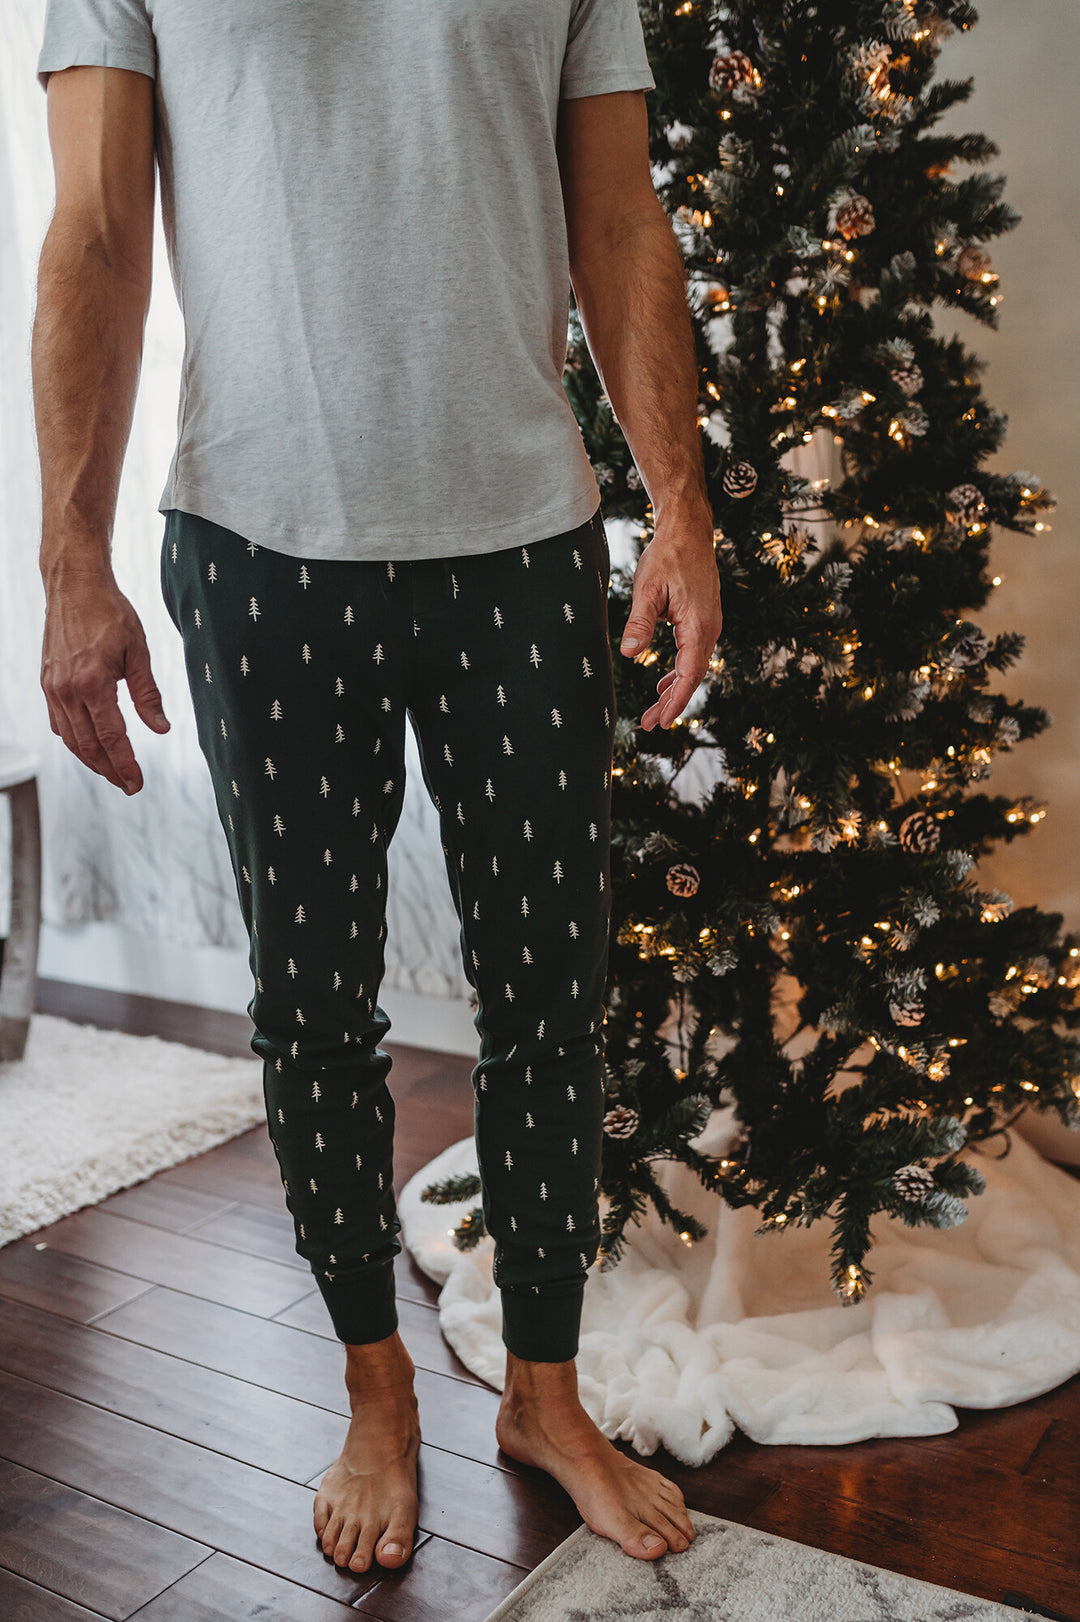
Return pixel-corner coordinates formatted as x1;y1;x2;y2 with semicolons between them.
423;0;1080;1303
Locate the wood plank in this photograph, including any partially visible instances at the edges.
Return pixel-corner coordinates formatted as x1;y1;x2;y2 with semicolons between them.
23;1209;314;1319
0;1566;109;1621
0;1241;154;1325
90;1286;510;1471
0;1367;391;1605
353;1535;528;1622
0;1295;346;1483
127;1550;381;1620
0;1457;210;1618
95;1181;240;1234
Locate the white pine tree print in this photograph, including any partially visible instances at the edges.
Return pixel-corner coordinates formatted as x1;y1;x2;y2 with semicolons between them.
264;758;277;779
572;547;583;568
203;662;212;683
566;1213;575;1232
567;1084;576;1101
241;655;250;676
494;605;504;628
287;958;298;976
334;1208;344;1225
571;978;580;999
374;643;385;663
524;1065;533;1084
496;684;507;706
529;644;542;668
523;819;533;841
356;1153;363;1170
505;1150;513;1169
312;1079;322;1101
520;546;530;566
558;769;568;789
194;607;202;628
246;538;258;555
588;821;598;841
277;1108;285;1124
207;560;217;583
551;708;563;728
295;904;306;923
438;693;450;713
569;920;580;939
580;1252;588;1269
219;718;228;740
504;983;515;1002
309;1177;318;1193
379;1213;388;1231
349;874;359;892
335;676;345;696
460;649;470;670
571;1137;579;1154
539;1182;548;1201
582;656;593;678
299;565;311;588
510;1214;517;1231
443;743;453;766
344;605;354;624
520;895;529;919
241;865;251;885
270;698;283;720
319;775;330;797
485;779;496;801
302;643;312;662
553;859;564;883
323;848;333;865
352;797;361;816
335;724;345;743
522;945;533;964
456;801;465;825
171;540;178;562
249;596;260;619
525;1111;535;1128
562;602;574;623
375;1104;384;1123
537;1018;545;1039
291;1040;300;1058
538;1246;546;1258
315;1131;325;1151
231;780;240;797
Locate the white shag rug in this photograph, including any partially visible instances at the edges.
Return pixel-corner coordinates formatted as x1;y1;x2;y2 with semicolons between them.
0;1012;265;1246
399;1106;1080;1465
480;1508;1039;1622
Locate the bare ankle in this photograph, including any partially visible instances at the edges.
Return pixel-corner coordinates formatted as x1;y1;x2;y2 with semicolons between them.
344;1329;414;1394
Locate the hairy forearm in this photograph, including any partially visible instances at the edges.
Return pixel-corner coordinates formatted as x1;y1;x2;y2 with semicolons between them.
32;222;150;588
569;205;710;527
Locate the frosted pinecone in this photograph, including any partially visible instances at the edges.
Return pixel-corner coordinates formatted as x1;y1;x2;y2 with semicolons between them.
924;1190;970;1228
892;1163;936;1202
834;192;876;240
603;1104;640;1139
946;482;988;527
889;994;924;1027
666;862;701;898
708;49;755;94
890;361;924;396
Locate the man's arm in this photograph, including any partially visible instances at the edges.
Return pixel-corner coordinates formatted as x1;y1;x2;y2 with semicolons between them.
33;64;169;794
556;89;723;731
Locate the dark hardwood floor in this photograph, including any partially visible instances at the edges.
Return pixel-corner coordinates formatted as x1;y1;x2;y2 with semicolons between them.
0;978;1077;1620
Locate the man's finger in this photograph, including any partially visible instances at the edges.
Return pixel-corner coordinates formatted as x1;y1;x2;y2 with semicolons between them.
79;691;142;793
124;634;170;731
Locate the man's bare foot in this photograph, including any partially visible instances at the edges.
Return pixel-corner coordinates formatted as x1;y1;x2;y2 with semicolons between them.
313;1329;421;1573
495;1349;696;1561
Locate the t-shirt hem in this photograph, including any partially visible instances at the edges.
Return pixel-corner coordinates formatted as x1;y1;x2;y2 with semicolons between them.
38;44;157;92
158;479;604;563
560;69;655;99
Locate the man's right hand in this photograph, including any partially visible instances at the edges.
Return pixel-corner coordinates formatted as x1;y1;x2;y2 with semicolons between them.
40;572;171;796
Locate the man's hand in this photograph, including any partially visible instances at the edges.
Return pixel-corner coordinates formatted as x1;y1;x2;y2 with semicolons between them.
618;499;723;730
41;572;171;795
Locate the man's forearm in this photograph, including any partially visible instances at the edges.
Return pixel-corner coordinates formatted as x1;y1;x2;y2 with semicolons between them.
569;205;711;531
32;222;150;588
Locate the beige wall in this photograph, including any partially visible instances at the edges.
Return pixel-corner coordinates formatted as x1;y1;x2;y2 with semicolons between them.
933;3;1080;927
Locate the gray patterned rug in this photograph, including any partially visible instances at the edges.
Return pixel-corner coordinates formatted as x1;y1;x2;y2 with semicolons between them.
481;1510;1039;1621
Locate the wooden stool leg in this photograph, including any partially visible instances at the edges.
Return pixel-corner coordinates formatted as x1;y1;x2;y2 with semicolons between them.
0;778;42;1064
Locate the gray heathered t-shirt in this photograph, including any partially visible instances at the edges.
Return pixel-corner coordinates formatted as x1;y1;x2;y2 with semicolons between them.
37;1;655;562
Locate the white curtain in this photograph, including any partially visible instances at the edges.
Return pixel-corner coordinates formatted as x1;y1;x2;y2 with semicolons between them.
0;0;467;1002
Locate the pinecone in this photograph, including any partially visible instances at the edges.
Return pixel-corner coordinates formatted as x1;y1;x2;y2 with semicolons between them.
722;459;758;498
951;622;990;666
889;994;924;1026
945;482;988;527
603;1103;640;1139
835;193;876;240
626;464;643;491
889;362;923;396
708;50;755;94
666;861;701;898
957;244;992;281
665;120;694;151
892;1163;936;1202
898;810;940;853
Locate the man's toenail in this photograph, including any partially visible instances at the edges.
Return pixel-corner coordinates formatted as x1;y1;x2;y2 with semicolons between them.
643;1534;664;1551
382;1542;403;1558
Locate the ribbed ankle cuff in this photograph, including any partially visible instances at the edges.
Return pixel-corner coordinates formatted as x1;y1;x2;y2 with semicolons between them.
501;1275;586;1362
315;1256;399;1346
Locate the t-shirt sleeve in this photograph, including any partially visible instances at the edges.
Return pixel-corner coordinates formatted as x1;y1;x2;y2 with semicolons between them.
560;0;656;101
37;0;157;93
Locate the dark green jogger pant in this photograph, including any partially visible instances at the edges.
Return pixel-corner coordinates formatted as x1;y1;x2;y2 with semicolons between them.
160;504;616;1361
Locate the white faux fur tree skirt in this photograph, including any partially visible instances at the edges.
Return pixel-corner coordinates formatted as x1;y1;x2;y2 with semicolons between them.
398;1106;1080;1466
